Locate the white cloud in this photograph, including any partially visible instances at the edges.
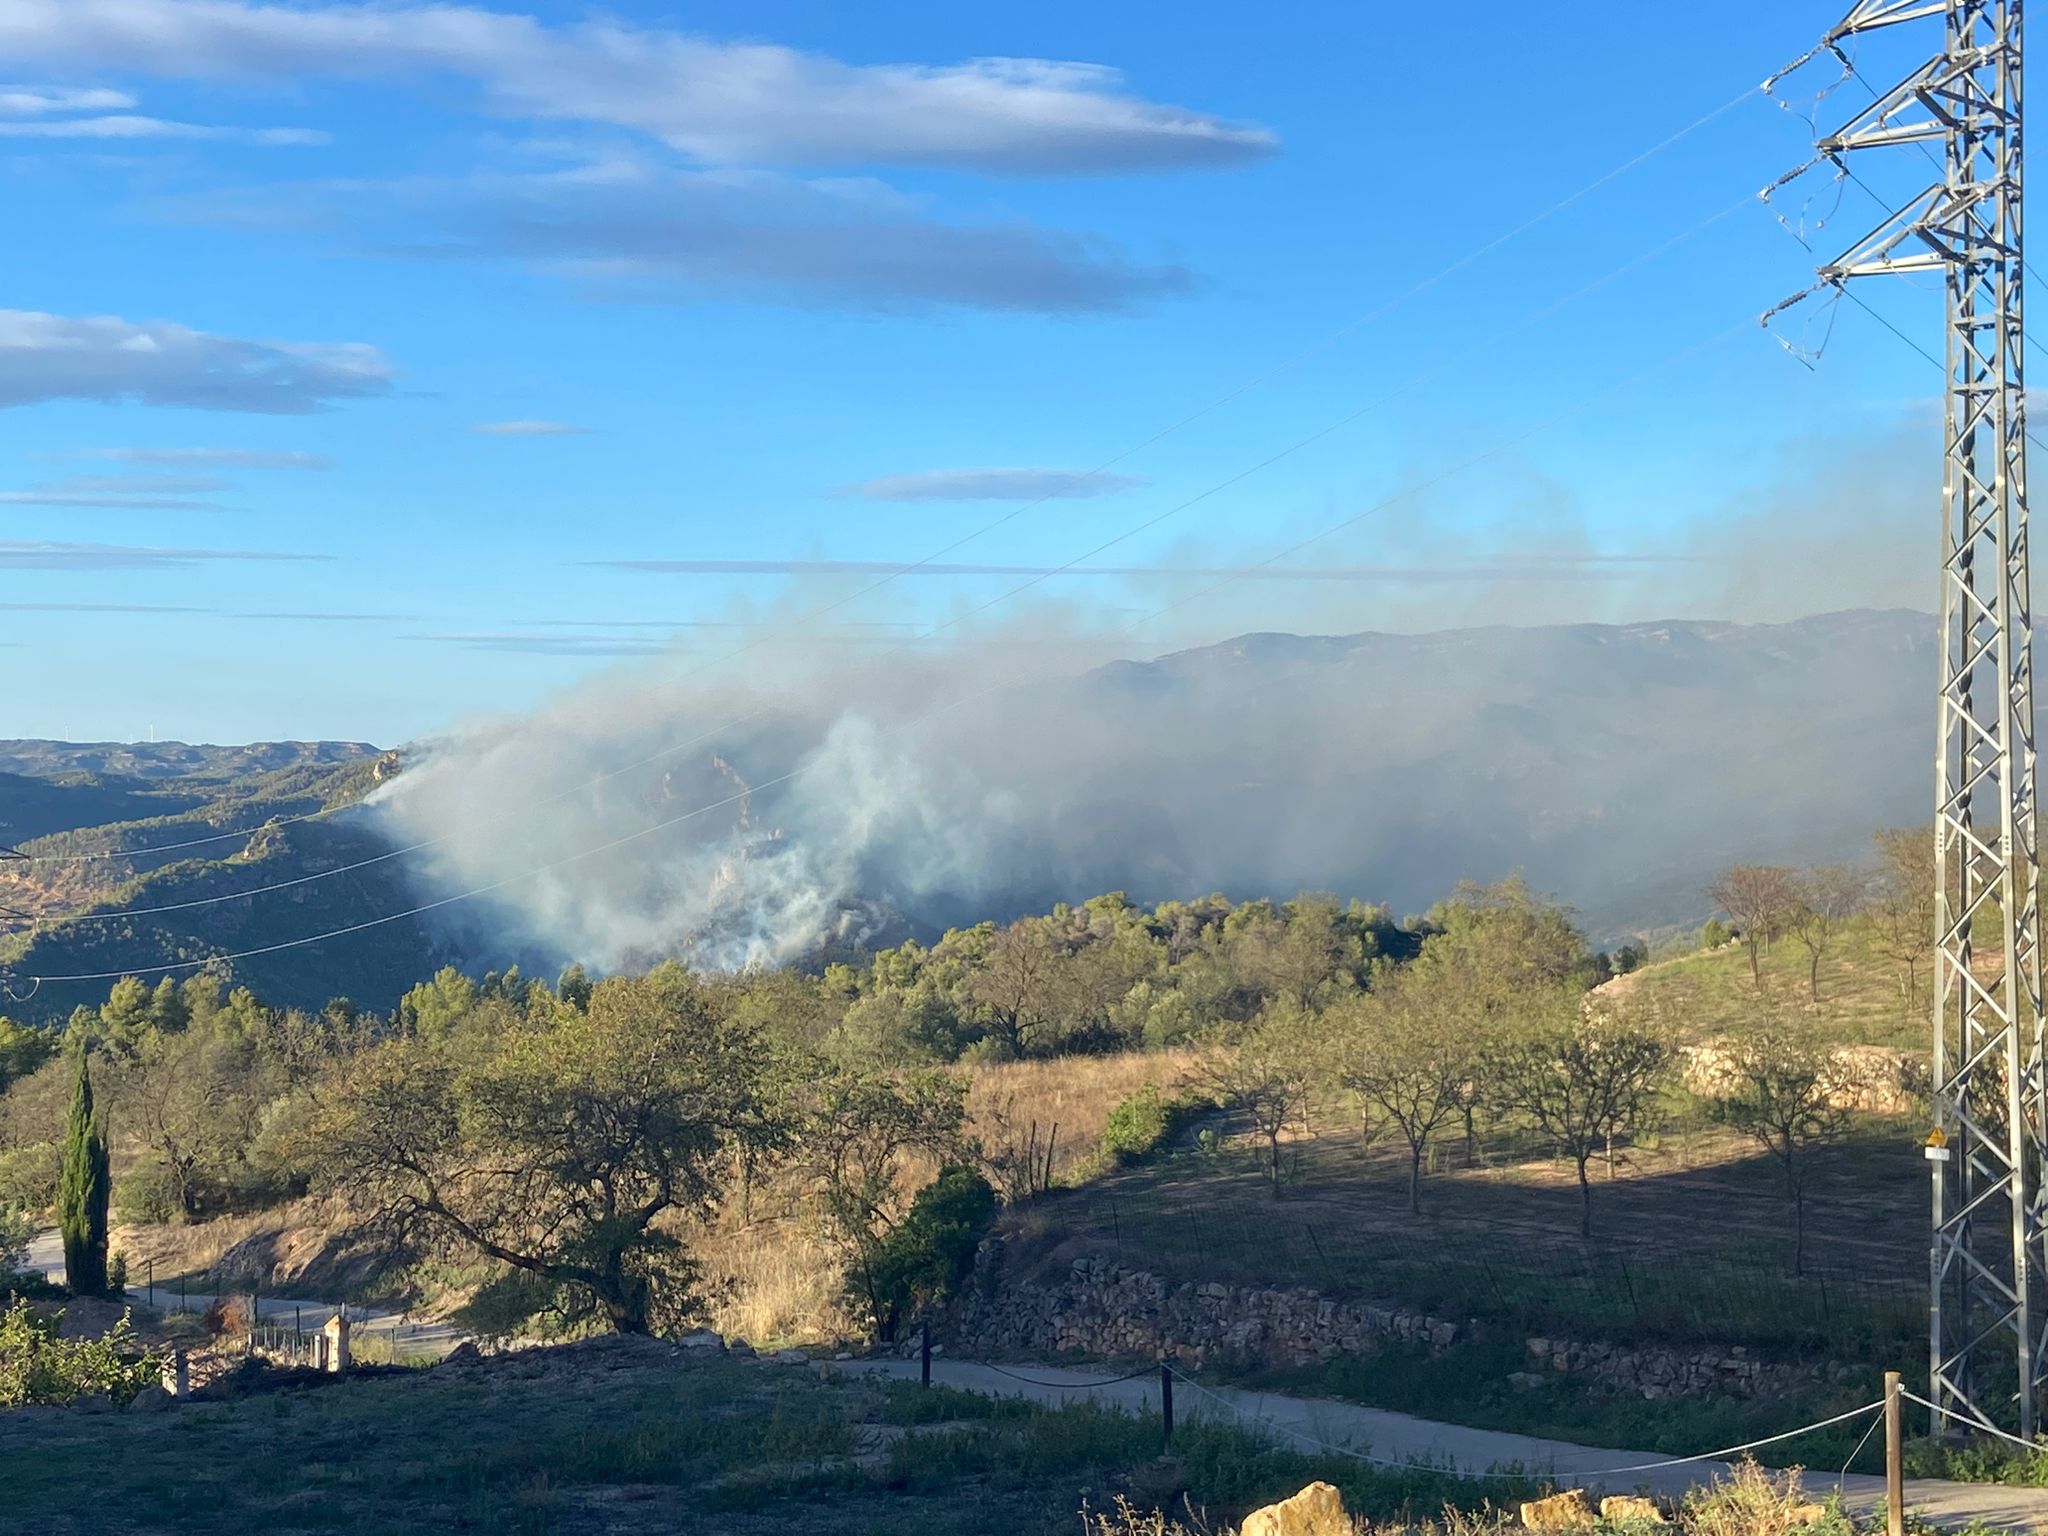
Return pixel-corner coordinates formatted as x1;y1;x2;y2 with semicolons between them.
0;0;1274;174
0;539;326;569
0;85;136;114
84;446;330;468
0;113;324;143
841;467;1148;501
0;310;394;413
472;419;588;436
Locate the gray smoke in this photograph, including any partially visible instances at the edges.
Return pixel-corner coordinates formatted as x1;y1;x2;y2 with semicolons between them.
370;606;1941;967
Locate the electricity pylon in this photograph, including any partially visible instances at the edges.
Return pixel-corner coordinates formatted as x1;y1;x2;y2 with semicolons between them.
1768;0;2041;1436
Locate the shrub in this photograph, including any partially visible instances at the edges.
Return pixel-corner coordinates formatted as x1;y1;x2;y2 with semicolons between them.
1701;917;1732;950
855;1166;997;1339
0;1141;61;1214
1102;1085;1173;1163
0;1297;164;1408
112;1157;180;1227
0;1206;29;1279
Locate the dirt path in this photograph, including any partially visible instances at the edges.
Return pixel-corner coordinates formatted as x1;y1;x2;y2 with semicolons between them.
840;1358;2048;1532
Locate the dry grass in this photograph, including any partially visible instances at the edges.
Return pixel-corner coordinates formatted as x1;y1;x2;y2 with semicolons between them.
966;1048;1199;1187
110;1195;364;1292
696;1214;853;1347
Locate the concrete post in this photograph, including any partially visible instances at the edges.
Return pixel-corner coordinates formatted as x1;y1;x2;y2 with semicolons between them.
323;1311;351;1374
161;1349;189;1398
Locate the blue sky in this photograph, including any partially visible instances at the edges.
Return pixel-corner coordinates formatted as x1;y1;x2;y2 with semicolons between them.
0;1;1956;743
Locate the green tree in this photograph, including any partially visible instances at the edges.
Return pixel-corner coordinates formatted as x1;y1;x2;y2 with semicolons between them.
308;969;770;1334
1199;1003;1321;1192
853;1165;996;1340
56;1053;110;1296
0;1018;55;1095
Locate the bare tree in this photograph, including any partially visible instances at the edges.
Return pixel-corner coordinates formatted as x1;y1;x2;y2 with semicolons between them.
1335;979;1471;1215
1786;865;1865;1005
966;919;1056;1058
1200;1005;1320;1193
1871;827;1938;1011
1711;1024;1861;1275
1486;995;1668;1238
1707;865;1800;987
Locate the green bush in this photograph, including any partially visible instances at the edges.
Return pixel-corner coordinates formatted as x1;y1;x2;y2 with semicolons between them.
0;1141;60;1214
0;1297;164;1407
855;1165;997;1339
0;1206;29;1279
1104;1085;1172;1162
112;1157;179;1227
1701;917;1731;949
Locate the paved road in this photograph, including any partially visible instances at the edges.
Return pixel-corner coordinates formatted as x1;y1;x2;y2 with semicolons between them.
843;1358;2048;1533
24;1231;467;1361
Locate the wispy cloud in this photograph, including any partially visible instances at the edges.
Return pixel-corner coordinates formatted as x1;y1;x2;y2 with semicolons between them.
0;540;327;570
408;630;675;658
232;610;419;621
0;85;135;114
0;600;210;612
0;1;1275;175
0;114;324;144
417;163;1194;314
81;447;331;469
0;310;394;413
586;555;1691;581
472;419;588;436
0;491;224;509
839;467;1148;501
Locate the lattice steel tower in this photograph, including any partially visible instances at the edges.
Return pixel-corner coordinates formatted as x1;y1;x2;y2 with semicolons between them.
1772;0;2041;1435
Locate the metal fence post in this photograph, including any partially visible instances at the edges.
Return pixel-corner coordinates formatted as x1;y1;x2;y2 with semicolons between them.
920;1319;931;1388
1160;1362;1174;1451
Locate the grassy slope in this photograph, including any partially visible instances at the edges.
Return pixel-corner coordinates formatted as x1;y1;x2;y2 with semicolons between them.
0;1340;1524;1536
1611;919;1927;1052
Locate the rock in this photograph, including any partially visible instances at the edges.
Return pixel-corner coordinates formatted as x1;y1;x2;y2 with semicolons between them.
676;1328;725;1352
1506;1371;1550;1392
439;1341;482;1368
1239;1481;1350;1536
127;1386;174;1414
1599;1496;1667;1525
1786;1504;1829;1527
771;1348;808;1365
1519;1490;1597;1532
727;1339;756;1359
70;1393;114;1415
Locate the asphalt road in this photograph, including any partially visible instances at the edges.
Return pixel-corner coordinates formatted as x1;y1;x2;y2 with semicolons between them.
842;1358;2048;1533
24;1230;466;1360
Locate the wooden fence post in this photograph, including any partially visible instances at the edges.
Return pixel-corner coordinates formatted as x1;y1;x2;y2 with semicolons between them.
1885;1370;1904;1536
1160;1362;1174;1451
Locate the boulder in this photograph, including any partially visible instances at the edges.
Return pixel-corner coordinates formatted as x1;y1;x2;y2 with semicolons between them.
1519;1489;1597;1532
770;1348;808;1365
676;1328;725;1352
1238;1481;1350;1536
1598;1496;1667;1525
127;1385;174;1414
69;1393;114;1415
439;1341;482;1368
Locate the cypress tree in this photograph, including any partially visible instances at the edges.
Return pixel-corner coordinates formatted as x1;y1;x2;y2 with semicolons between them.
57;1051;109;1297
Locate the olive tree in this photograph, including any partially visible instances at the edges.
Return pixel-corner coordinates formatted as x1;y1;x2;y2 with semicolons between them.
306;967;771;1334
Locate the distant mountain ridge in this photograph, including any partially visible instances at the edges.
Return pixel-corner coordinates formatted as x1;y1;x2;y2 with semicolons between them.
0;610;1956;1017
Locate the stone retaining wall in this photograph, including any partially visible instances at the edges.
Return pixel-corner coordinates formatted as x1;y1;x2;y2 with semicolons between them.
942;1241;1849;1402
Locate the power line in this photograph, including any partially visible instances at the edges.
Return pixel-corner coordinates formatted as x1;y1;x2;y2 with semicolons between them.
12;85;1763;873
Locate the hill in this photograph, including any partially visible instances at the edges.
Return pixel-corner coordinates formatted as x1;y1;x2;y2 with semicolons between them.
0;611;1958;1013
